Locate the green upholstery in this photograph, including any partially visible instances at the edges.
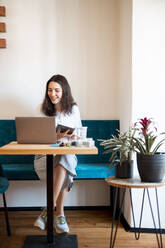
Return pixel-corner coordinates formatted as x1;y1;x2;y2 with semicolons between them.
0;164;11;236
75;163;115;179
0;120;34;164
0;165;9;194
0;177;9;194
1;164;38;180
75;120;119;179
0;120;119;180
0;120;36;180
78;120;119;163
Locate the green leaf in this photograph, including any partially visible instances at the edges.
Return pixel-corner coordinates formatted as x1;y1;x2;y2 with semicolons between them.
152;138;165;154
133;138;146;154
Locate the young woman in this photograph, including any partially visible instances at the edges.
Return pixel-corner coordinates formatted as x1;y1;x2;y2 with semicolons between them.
34;74;82;233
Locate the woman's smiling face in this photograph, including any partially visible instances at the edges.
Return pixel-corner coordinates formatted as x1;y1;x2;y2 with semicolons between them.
47;81;63;105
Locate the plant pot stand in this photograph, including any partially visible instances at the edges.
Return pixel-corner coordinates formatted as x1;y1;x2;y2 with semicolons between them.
105;176;165;248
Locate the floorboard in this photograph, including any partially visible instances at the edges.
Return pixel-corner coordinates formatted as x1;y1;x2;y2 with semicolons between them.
0;209;164;248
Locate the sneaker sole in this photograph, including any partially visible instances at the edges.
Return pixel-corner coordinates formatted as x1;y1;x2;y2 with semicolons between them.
34;220;45;230
55;226;69;234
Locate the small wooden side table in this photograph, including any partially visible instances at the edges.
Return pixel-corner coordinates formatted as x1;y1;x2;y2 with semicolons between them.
105;176;165;248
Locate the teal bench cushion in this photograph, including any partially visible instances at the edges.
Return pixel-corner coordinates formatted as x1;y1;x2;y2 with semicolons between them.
0;120;119;180
75;163;115;179
1;164;38;180
75;120;119;179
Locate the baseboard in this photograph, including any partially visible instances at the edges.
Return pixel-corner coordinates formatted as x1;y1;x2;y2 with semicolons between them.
120;213;165;234
0;205;111;212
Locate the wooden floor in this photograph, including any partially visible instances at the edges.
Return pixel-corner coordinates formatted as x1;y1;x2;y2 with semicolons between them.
0;209;164;248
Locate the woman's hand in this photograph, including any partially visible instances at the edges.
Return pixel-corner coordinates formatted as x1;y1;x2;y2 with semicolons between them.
56;128;75;140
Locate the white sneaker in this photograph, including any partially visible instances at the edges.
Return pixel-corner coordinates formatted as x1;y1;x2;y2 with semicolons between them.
34;208;47;230
54;215;69;233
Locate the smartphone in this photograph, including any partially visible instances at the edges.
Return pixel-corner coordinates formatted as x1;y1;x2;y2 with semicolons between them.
56;124;75;135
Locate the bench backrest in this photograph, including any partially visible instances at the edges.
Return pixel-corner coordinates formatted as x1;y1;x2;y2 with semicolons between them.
78;120;119;163
0;120;34;164
0;120;119;164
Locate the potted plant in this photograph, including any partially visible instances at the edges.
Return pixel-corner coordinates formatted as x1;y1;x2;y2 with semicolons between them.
99;128;136;179
133;117;165;182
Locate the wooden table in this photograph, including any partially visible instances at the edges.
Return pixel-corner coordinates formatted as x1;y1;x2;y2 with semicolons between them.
0;142;98;248
105;176;165;248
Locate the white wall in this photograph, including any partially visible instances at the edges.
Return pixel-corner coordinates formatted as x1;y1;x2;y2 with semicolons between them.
2;180;110;207
132;0;165;126
116;0;133;227
0;0;119;207
118;0;132;132
0;0;119;120
116;0;165;229
128;0;165;228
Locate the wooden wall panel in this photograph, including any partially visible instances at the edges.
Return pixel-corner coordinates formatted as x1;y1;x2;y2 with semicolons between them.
0;38;6;48
0;22;6;32
0;6;6;16
0;6;6;48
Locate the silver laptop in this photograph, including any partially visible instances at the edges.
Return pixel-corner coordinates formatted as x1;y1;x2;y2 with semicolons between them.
15;117;56;144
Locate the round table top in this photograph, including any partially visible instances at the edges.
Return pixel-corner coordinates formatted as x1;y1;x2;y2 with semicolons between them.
105;176;165;189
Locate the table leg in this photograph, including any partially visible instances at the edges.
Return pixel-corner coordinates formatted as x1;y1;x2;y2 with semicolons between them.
3;192;11;236
147;188;163;248
23;155;54;247
23;154;78;248
129;188;146;240
47;155;54;244
110;187;126;248
129;188;163;248
46;155;78;248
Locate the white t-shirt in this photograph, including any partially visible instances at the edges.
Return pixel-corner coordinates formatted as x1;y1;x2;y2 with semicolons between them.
37;104;82;141
55;104;82;142
37;104;81;127
55;104;82;129
34;104;82;179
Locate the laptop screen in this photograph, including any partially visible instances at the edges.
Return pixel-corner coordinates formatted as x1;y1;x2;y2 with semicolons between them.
15;117;56;144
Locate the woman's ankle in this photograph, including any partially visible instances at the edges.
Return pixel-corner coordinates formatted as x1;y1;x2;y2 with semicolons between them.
55;211;64;217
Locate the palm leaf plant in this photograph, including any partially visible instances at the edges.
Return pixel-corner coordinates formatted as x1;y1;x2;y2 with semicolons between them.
99;128;136;170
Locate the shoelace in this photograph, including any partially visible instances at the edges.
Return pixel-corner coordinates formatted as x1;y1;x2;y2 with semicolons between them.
55;216;66;225
41;209;47;220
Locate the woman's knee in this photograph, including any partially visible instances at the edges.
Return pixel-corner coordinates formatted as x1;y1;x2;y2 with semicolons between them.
54;164;66;173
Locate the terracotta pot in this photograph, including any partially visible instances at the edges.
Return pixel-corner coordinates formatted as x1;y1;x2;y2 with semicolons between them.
137;153;165;182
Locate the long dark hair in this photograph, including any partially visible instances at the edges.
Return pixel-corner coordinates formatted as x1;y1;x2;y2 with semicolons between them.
42;74;76;116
